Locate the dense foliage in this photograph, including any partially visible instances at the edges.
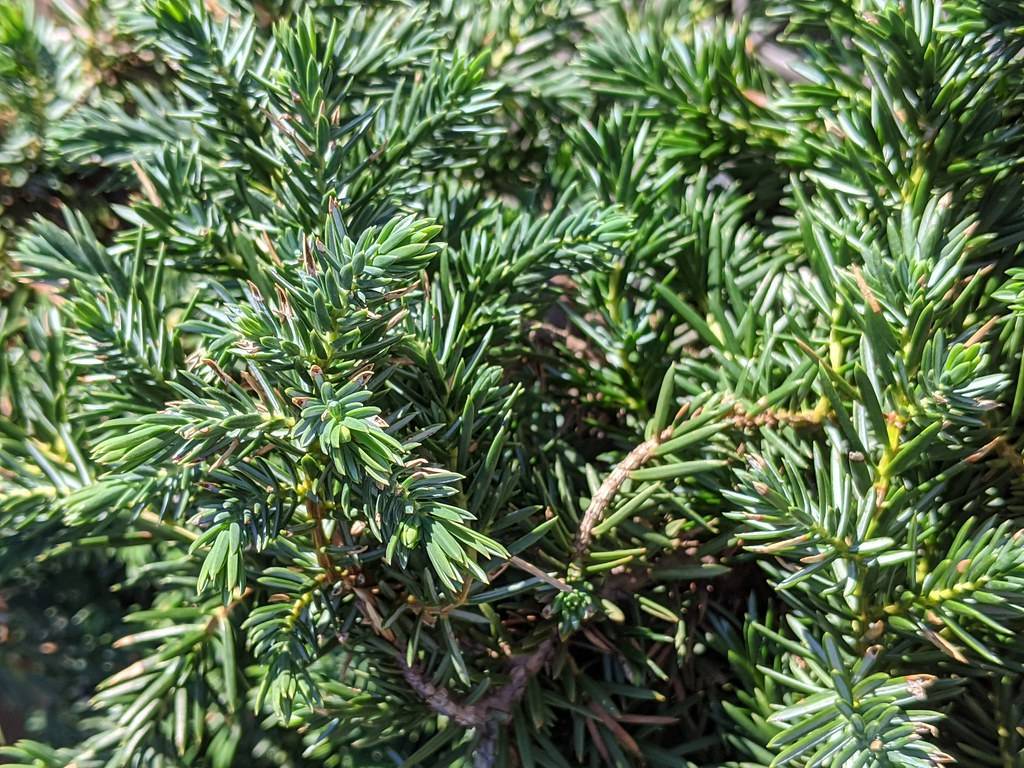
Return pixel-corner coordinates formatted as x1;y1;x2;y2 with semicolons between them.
4;1;1024;766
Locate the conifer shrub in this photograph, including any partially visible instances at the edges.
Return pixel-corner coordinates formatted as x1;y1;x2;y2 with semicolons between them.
3;1;1024;767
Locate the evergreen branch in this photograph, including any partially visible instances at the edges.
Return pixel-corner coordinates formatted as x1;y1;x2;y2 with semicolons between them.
5;1;1024;765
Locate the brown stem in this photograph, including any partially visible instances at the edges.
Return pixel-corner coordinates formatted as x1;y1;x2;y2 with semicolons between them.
966;436;1024;475
729;405;825;430
573;427;674;562
397;659;482;726
300;499;532;749
307;498;338;583
392;645;540;768
333;540;555;763
397;636;557;727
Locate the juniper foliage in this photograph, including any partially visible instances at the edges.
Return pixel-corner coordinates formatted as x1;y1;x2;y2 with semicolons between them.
3;1;1024;767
